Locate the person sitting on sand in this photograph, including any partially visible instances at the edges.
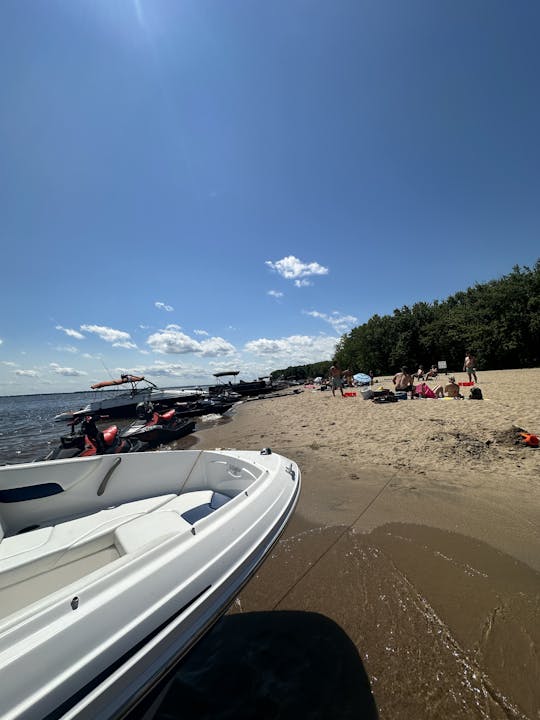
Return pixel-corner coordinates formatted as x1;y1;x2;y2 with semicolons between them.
443;376;462;398
393;366;414;392
329;363;344;397
424;365;438;380
342;369;354;387
413;365;425;380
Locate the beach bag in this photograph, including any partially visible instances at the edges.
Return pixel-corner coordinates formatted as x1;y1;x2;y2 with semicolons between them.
469;387;483;400
372;393;398;404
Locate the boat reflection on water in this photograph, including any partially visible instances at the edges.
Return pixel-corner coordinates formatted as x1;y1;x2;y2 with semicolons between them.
135;611;378;720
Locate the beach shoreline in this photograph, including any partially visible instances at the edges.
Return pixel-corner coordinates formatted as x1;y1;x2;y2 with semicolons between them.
187;368;540;719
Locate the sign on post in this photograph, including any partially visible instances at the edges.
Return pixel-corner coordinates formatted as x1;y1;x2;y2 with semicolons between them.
437;360;447;374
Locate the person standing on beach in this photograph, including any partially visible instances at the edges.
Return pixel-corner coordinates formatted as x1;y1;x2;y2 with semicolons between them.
329;363;344;397
463;352;478;383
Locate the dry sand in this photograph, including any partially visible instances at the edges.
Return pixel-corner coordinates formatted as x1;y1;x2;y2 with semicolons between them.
166;368;540;720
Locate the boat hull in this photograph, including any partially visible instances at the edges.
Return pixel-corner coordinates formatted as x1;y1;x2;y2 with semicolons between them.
0;450;300;720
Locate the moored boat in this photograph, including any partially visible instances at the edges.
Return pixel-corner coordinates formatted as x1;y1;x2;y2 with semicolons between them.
208;371;274;398
53;375;204;422
0;448;301;719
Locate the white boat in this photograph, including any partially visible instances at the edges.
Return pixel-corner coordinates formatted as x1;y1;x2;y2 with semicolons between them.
54;375;205;421
0;448;301;719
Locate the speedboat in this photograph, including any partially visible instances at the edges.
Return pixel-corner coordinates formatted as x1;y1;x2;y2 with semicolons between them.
0;448;300;719
208;371;274;398
53;375;204;421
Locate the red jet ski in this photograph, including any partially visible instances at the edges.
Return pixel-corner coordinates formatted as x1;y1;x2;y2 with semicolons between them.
121;402;196;446
43;415;146;461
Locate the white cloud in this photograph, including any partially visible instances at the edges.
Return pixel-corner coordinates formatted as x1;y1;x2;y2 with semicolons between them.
130;361;208;381
199;337;236;357
146;326;236;357
147;328;201;355
15;369;39;377
265;256;328;285
304;310;358;333
244;334;338;365
112;341;138;349
0;338;3;345
155;302;174;312
80;324;136;349
56;325;85;340
54;345;79;354
267;290;284;298
193;329;209;336
50;363;88;377
2;361;17;367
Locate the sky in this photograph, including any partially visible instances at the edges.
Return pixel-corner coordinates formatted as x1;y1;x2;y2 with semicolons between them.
1;0;539;395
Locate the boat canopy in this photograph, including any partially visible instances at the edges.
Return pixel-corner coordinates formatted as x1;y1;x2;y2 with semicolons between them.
90;375;145;390
213;371;240;378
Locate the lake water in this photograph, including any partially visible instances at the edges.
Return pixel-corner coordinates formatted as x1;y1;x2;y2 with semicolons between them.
0;392;96;464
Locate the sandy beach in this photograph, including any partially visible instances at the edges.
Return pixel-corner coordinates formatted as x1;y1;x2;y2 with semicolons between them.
160;368;540;720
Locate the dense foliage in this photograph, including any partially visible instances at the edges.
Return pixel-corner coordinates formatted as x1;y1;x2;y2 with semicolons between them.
272;262;540;379
270;360;332;382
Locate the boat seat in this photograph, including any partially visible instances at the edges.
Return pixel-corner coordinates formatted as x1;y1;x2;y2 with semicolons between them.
114;511;191;555
158;490;232;525
0;494;177;589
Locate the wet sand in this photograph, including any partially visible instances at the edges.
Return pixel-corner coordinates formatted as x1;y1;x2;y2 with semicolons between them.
156;369;540;719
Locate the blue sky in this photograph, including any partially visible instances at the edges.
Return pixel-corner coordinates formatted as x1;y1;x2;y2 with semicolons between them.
1;1;539;395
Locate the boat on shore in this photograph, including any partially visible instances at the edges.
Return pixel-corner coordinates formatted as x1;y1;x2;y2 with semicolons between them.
173;396;236;418
53;375;204;422
0;448;300;719
208;371;274;398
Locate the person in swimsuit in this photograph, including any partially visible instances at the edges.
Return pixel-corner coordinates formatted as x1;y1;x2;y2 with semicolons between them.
443;377;462;398
392;366;414;392
463;352;478;383
329;364;344;397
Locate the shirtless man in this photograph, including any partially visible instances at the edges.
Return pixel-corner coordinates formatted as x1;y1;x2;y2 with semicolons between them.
443;376;462;398
463;352;478;383
342;369;354;387
392;366;414;392
329;363;344;397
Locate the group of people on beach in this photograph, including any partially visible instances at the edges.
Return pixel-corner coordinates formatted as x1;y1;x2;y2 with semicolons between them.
327;352;479;399
328;365;374;397
392;367;462;398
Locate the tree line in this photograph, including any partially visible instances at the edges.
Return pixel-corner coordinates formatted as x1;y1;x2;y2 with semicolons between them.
271;261;540;380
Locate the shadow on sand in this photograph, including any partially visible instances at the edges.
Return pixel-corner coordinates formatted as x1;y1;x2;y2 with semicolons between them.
138;610;378;720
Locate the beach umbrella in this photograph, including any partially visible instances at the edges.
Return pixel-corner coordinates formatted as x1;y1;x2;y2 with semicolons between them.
353;373;371;385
